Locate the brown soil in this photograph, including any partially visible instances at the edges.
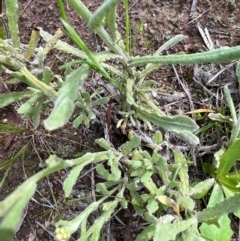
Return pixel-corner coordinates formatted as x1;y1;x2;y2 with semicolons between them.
1;0;240;240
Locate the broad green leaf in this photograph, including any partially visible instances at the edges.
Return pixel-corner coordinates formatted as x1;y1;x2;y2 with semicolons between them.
153;217;196;241
0;27;6;39
179;223;206;241
42;66;54;84
173;149;189;195
95;138;112;150
127;182;144;215
178;195;195;212
152;130;163;144
218;174;240;193
216;139;240;177
175;131;200;145
0;91;33;108
32;97;44;128
91;97;109;106
146;198;159;213
152;152;170;185
0;184;36;241
135;104;199;133
222;185;240;218
199;184;233;241
73;113;84;128
56;197;108;236
208;113;232;123
190;178;215;199
63;157;94;197
135;225;155;241
96;164;112;181
197;192;240;223
44;65;89;130
122;135;141;155
17;93;41;114
96;182;118;195
109;156;121;181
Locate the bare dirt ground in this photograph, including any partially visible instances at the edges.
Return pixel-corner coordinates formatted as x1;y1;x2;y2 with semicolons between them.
1;0;240;240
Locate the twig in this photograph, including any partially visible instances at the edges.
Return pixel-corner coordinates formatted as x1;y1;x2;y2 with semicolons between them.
20;0;35;16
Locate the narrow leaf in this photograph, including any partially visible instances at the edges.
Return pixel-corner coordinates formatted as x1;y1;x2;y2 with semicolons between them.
216;139;240;177
197;192;240;223
44;65;89;131
0;91;33;108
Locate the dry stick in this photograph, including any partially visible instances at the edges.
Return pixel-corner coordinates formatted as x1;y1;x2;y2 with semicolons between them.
20;0;35;16
188;7;211;24
91;163;96;202
171;63;195;119
192;77;217;98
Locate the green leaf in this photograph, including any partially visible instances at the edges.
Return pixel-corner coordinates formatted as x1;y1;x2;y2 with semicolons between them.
0;27;6;39
135;104;199;133
17;93;41;114
42;66;54;84
173;149;189;195
96;164;112;181
0;91;33;108
135;225;155;241
91;97;109;106
56;197;108;237
152;130;163;144
73;113;84;128
199;184;233;241
216;139;240;177
179;223;206;241
197;192;240;223
152;152;170;185
44;65;89;131
95;138;112;150
130;46;240;67
122;135;141;155
208;113;232;123
88;0;122;30
218;174;240;193
5;0;20;47
0;184;36;241
190;178;215;199
153;216;196;241
147;198;159;213
175;131;200;145
63;157;94;197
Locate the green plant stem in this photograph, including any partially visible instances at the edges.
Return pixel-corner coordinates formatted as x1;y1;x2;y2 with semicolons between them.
123;0;130;54
20;66;58;99
24;28;40;60
65;0;128;64
95;25;128;64
224;86;240;146
0;54;22;70
4;0;20;48
56;0;68;21
0;39;18;54
66;0;92;22
139;34;185;80
129;46;240;67
88;0;122;30
0;151;111;217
